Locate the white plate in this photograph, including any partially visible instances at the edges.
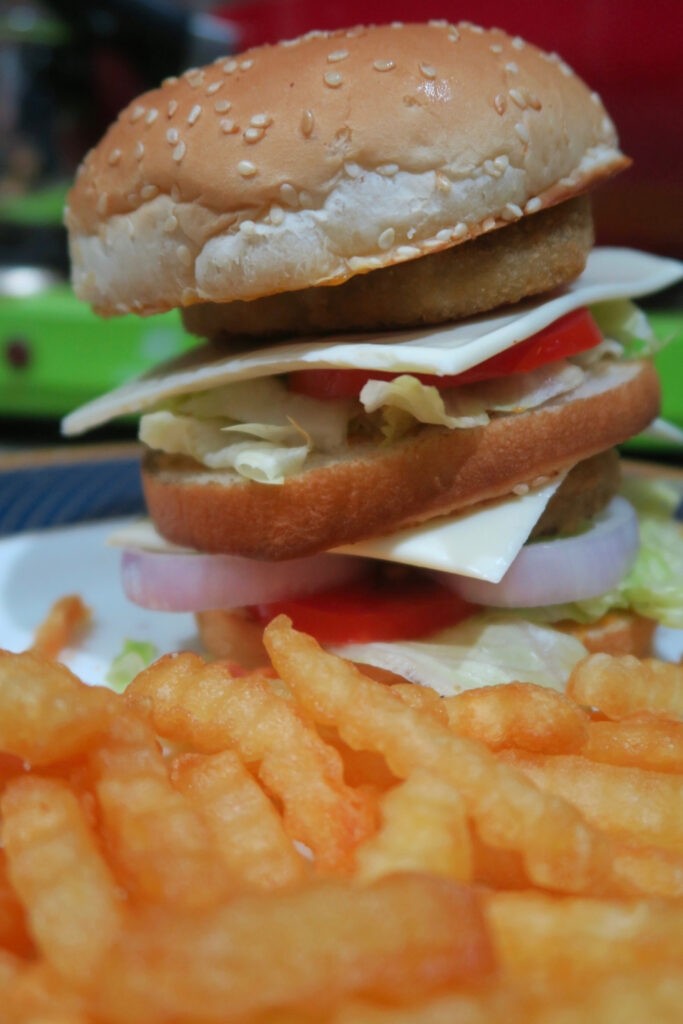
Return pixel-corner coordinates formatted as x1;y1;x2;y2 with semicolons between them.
0;518;198;686
1;518;681;687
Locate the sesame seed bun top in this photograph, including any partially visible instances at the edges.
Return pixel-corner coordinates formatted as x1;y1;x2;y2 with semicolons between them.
66;20;628;316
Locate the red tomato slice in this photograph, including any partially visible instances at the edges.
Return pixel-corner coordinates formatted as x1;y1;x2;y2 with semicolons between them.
251;577;473;645
287;308;602;399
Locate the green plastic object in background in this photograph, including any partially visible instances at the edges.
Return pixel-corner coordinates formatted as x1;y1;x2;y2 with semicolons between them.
0;281;197;419
623;311;683;455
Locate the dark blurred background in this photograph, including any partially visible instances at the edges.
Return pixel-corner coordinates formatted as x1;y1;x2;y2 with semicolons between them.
0;0;681;447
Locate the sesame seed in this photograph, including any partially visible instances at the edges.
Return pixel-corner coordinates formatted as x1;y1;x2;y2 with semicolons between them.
348;256;383;272
188;105;202;126
177;244;192;266
167;99;178;118
501;202;523;221
447;27;460;42
107;148;121;166
140;184;158;200
186;71;205;88
482;217;497;232
220;119;238;134
468;23;484;33
129;105;145;123
166;128;179;144
126;193;137;206
452;222;468;239
181;288;196;304
559;61;573;77
509;88;526;109
172;141;187;162
515;121;530;143
223;59;238;74
237;160;257;177
435;172;451;192
163;214;178;233
505;61;519;74
590;91;602;106
512;483;530;496
250;113;272;128
327;49;349;62
490;43;503;53
170;184;181;202
344;161;361;178
145;108;158;125
298;190;312;208
494;154;510;172
406;227;417;239
240;59;254;70
378;227;395;250
134;141;145;160
396;245;420;259
206;81;221;95
96;193;108;215
301;109;315;137
241;220;257;238
324;70;343;87
162;76;178;87
378;163;399;176
373;59;396;72
511;36;525;50
243;127;263;143
524;196;542;214
280;183;298;206
269;204;285;226
436;228;453;242
493;93;507;115
428;18;448;27
419;62;437;79
214;99;232;113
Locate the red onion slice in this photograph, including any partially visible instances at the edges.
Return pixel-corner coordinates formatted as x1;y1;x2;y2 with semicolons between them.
430;497;639;608
121;547;370;612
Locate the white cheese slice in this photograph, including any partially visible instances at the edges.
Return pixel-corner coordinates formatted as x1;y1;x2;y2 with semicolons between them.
63;247;682;436
109;475;562;584
333;476;563;582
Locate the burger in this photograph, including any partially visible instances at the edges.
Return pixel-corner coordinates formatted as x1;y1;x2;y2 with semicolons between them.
62;21;683;691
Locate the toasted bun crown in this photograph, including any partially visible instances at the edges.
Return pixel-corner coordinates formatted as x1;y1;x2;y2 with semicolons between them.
67;21;627;315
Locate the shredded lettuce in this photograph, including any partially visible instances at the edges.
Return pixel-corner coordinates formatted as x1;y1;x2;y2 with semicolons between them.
106;639;158;692
590;299;664;358
520;481;683;628
335;614;588;695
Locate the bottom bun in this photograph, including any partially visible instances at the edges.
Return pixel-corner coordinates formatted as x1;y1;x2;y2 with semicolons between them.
142;359;659;560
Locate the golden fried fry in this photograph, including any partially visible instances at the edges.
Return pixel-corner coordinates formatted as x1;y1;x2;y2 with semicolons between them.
500;750;683;851
126;653;375;873
444;682;589;753
1;776;123;983
263;617;620;896
568;654;683;719
29;596;91;660
355;770;472;883
92;874;494;1023
0;651;116;766
90;712;233;909
171;750;308;890
583;715;683;773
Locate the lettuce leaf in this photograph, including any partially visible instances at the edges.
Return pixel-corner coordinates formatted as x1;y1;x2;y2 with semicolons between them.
590;299;663;358
335;614;588;695
106;639;158;692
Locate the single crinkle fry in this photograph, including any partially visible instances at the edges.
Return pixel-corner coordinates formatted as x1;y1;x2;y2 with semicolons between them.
568;653;683;719
29;595;91;661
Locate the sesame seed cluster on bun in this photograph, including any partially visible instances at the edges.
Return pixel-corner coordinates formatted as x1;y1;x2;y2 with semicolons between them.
66;21;627;317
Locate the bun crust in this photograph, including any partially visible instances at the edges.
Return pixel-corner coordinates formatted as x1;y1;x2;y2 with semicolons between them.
141;360;659;560
66;21;627;315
